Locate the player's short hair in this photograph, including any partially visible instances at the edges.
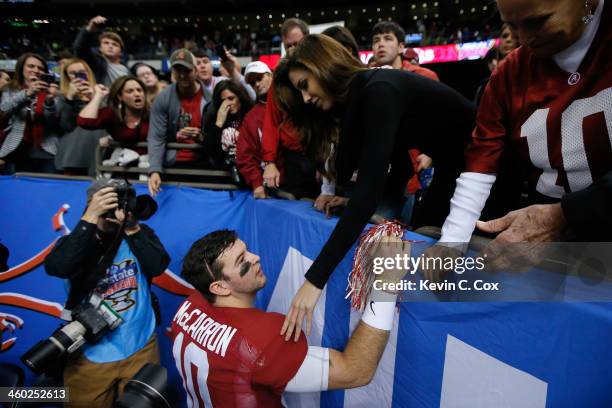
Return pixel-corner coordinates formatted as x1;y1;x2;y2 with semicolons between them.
281;18;310;38
182;230;237;303
370;21;406;44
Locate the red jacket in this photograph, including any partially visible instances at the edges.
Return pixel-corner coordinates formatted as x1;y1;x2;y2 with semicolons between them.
236;102;267;189
401;60;440;82
399;60;439;194
261;87;302;163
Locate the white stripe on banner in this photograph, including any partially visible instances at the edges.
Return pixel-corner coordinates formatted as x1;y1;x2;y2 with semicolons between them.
267;247;327;408
343;308;399;408
440;335;548;408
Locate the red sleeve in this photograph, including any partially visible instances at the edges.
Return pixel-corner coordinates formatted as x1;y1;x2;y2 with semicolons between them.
261;89;283;162
77;106;114;131
464;57;512;174
251;314;308;392
236;108;264;189
414;66;440;82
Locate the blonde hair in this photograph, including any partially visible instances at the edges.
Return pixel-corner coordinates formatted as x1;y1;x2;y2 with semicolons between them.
60;58;96;96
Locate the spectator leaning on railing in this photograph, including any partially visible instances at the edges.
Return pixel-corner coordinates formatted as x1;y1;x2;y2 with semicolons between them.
78;76;150;167
236;61;273;198
147;49;211;196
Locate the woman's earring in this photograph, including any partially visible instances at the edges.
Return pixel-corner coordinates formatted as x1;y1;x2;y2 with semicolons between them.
582;0;594;24
118;102;123;110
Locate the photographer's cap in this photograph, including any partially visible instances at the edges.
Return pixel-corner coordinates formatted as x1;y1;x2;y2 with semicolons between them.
86;178;122;203
170;49;196;70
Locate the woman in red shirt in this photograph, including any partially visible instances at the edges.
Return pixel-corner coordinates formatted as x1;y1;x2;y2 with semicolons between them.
78;75;149;155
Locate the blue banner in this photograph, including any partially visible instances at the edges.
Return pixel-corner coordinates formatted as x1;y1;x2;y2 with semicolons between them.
1;176;611;407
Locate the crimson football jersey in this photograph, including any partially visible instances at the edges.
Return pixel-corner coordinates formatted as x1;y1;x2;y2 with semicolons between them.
168;291;308;408
465;0;612;199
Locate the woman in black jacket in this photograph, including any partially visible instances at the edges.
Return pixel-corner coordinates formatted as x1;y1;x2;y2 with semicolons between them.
274;34;476;340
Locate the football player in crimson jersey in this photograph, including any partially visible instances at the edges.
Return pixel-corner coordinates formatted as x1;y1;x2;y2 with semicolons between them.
427;0;612;274
169;230;403;408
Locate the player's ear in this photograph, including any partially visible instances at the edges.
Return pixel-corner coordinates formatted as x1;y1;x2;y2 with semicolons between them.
209;280;231;297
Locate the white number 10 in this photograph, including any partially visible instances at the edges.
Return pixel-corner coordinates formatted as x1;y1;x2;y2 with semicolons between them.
520;87;612;198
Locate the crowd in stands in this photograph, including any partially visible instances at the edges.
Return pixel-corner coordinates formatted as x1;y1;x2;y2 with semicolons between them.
1;13;516;227
1;16;502;60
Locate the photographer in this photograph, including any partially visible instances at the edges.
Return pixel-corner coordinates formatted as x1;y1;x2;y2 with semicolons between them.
44;179;170;407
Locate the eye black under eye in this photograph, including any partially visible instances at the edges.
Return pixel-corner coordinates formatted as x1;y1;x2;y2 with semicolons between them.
239;261;252;277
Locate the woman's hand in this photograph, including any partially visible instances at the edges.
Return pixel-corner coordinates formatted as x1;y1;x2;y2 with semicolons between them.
99;135;112;147
76;79;94;101
314;194;334;212
263;162;281;188
215;99;231;128
281;280;322;342
93;84;109;99
253;185;268;199
26;79;48;97
46;83;59;101
323;196;349;218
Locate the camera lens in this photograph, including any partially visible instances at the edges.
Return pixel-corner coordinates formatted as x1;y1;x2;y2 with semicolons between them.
114;364;170;408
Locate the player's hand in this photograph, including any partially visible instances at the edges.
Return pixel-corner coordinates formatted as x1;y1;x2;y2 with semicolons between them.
370;235;410;293
253;185;268;199
148;172;162;197
281;280;322;342
263;162;280;188
81;187;117;223
476;203;567;271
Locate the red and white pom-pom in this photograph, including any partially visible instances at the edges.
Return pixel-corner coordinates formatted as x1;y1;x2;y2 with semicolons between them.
346;220;405;311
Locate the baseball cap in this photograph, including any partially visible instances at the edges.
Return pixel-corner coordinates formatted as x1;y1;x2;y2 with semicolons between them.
170;48;196;70
86;178;125;203
245;61;271;82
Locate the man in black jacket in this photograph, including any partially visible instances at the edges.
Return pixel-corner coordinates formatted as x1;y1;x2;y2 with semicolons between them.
44;179;169;407
73;15;129;87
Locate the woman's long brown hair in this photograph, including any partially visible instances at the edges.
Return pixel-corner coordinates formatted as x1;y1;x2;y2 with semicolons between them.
273;34;366;180
108;75;150;124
